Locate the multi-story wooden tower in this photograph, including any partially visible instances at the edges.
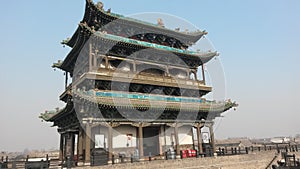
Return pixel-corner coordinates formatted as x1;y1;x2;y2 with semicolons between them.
40;0;237;166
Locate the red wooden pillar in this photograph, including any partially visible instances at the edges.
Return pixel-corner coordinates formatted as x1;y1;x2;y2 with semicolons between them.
59;133;64;161
209;124;216;154
138;124;144;159
202;64;206;84
197;124;203;154
77;128;84;162
108;124;113;163
84;124;91;164
174;124;180;157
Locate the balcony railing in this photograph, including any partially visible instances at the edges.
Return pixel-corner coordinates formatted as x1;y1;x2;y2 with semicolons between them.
86;68;208;89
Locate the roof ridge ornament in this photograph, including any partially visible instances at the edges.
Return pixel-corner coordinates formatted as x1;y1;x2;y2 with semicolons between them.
96;1;104;10
107;8;111;14
157;18;165;27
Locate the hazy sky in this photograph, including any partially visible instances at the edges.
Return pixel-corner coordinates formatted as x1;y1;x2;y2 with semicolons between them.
0;0;299;152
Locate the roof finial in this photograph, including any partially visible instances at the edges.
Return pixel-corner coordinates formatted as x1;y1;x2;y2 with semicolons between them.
96;1;104;10
91;26;95;33
157;18;164;27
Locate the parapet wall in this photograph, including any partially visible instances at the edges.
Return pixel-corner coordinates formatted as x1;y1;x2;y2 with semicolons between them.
84;151;300;169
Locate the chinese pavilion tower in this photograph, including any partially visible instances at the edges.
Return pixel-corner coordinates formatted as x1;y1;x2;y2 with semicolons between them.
40;0;237;166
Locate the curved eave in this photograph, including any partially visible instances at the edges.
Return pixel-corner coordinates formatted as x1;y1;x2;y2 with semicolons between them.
40;110;62;122
61;0;95;48
39;111;59;122
62;0;208;53
39;112;57;121
74;91;237;113
118;19;206;45
91;30;218;63
58;24;217;73
79;22;218;62
40;103;74;122
61;27;80;48
85;0;206;45
59;25;91;73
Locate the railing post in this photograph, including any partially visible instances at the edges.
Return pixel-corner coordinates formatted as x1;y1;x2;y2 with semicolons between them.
245;147;248;154
208;147;212;157
165;152;168;160
66;156;72;169
121;154;125;163
12;161;16;169
112;155;114;165
46;154;49;168
293;145;295;152
231;148;234;155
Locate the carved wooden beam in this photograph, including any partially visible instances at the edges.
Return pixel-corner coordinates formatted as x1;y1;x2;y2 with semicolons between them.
131;122;151;128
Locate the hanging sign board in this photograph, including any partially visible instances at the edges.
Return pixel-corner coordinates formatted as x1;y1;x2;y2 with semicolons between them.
95;134;105;148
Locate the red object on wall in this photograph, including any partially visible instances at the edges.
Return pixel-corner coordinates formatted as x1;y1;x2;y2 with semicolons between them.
191;150;196;157
181;150;187;158
187;149;196;157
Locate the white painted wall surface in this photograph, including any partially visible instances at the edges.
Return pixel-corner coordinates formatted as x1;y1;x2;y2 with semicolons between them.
113;125;137;148
178;125;193;145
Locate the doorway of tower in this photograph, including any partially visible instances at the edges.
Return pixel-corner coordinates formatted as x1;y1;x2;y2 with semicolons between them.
143;127;160;157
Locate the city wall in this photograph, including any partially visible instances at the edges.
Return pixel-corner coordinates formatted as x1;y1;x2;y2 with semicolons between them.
83;151;300;169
